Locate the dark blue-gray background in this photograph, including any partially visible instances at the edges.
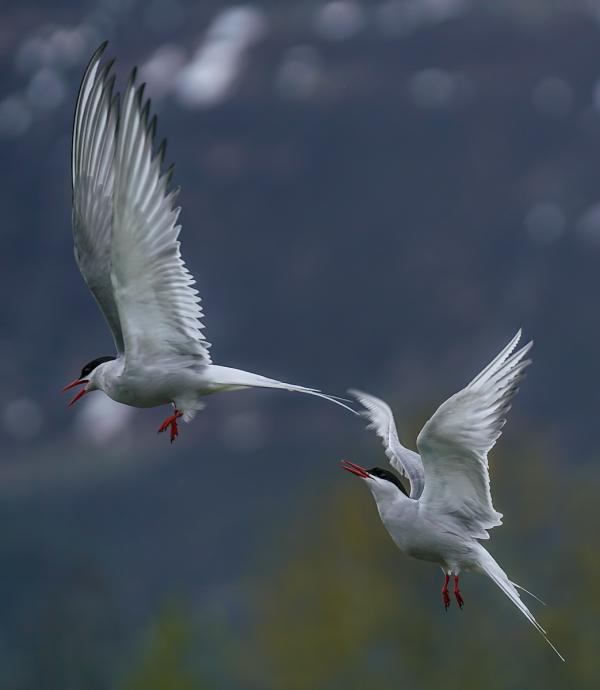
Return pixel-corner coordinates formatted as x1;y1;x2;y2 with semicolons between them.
1;1;599;688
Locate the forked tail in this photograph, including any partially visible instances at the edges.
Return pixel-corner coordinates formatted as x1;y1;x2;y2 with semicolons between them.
208;366;357;414
476;547;564;662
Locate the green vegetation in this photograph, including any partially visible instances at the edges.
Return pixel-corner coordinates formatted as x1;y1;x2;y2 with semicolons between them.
124;604;205;690
118;445;599;689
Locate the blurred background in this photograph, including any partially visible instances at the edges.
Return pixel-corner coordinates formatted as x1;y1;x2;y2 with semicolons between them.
1;0;599;687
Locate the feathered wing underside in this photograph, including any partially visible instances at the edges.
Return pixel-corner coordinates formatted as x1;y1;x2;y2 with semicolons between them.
71;42;124;352
111;67;211;366
417;330;532;539
350;389;424;499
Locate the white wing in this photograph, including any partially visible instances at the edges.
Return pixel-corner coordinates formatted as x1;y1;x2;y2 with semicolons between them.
72;42;124;352
350;389;425;499
416;330;532;539
109;61;211;365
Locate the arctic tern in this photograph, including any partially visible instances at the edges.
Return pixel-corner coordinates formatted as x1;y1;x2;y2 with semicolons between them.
64;43;353;441
343;330;564;660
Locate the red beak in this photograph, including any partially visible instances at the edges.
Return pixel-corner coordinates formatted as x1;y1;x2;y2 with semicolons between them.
62;378;89;407
63;378;88;392
340;460;371;478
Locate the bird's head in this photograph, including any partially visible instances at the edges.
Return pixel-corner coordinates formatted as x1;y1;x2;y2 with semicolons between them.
341;460;409;501
63;356;116;406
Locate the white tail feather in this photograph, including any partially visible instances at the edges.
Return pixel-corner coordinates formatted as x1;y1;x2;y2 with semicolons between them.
476;547;564;661
514;582;547;606
207;365;358;414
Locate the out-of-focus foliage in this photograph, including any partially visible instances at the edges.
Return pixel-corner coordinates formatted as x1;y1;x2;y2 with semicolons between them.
246;483;431;690
243;449;586;690
2;429;599;688
125;443;597;690
123;603;205;690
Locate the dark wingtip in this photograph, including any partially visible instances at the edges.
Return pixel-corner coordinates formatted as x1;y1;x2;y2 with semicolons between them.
91;41;109;63
157;136;166;165
111;91;121;128
128;65;138;88
165;162;175;184
104;73;116;100
136;82;146;109
102;57;115;76
147;114;157;142
140;97;150;126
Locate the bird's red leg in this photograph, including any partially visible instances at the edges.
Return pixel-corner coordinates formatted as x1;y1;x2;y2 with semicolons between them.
157;409;183;443
441;574;451;611
453;575;464;609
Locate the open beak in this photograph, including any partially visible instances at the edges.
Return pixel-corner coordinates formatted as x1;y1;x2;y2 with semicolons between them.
62;378;89;406
63;378;88;392
341;460;371;479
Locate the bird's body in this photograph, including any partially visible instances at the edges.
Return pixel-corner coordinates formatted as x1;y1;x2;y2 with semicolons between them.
88;360;332;418
87;360;238;410
64;43;353;439
344;330;564;661
376;499;476;569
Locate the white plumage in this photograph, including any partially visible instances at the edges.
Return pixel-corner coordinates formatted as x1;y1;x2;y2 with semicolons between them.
348;390;424;499
65;43;353;440
345;330;564;661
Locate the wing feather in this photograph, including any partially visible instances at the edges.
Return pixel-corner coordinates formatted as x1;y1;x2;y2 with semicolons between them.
71;42;124;352
416;330;532;539
350;389;425;499
109;64;211;364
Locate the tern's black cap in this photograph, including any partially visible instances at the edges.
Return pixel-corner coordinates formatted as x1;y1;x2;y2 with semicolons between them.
368;467;409;497
81;356;115;378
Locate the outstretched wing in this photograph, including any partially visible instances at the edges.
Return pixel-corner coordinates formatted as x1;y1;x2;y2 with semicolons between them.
110;62;211;365
71;42;124;352
350;389;425;499
416;330;532;539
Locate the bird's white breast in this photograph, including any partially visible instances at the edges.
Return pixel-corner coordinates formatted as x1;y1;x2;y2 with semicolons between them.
378;500;473;567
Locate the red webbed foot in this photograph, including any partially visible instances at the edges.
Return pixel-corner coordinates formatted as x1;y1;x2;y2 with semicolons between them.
158;409;183;443
454;575;464;609
441;574;451;611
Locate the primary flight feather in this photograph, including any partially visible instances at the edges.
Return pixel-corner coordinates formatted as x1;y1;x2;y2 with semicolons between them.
344;330;564;661
65;43;354;440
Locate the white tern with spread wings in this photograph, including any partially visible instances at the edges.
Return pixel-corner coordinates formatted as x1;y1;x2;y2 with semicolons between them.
64;43;353;441
343;330;564;661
